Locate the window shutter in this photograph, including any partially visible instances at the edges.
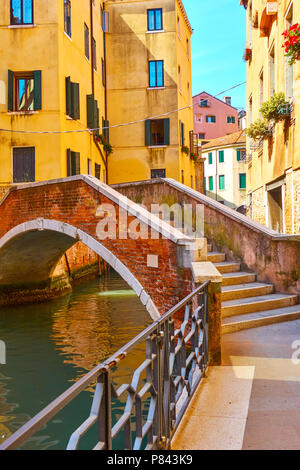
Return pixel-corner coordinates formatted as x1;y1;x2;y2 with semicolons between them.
181;122;185;147
237;150;240;161
72;83;80;120
75;152;80;175
164;118;170;145
104;119;110;143
87;94;95;129
34;70;42;110
8;70;14;111
66;77;71;116
145;120;151;146
67;149;72;176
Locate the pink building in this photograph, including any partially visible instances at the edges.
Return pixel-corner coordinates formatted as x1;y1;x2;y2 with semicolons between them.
193;92;239;143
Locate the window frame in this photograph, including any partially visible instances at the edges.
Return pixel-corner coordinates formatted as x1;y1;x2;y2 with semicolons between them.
206;115;216;123
64;0;71;38
84;23;90;60
147;8;163;32
14;73;34;112
148;60;164;88
10;0;34;26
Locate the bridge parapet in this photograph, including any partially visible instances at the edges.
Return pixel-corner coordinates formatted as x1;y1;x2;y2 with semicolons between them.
113;178;300;296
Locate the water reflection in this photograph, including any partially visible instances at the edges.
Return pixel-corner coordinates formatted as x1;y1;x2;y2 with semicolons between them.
0;272;151;449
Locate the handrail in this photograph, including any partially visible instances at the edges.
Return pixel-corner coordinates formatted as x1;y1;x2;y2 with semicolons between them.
0;281;210;451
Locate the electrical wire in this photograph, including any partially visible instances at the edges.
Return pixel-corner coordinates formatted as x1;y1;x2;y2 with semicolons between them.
0;81;246;135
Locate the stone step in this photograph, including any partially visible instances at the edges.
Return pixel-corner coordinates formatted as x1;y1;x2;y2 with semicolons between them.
222;293;298;318
221;282;274;301
222;272;256;286
222;304;300;334
207;252;226;263
214;261;241;274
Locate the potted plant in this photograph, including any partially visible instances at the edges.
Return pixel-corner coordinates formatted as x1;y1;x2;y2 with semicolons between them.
282;23;300;65
260;93;292;122
96;134;113;155
190;153;198;162
181;146;190;155
245;119;271;141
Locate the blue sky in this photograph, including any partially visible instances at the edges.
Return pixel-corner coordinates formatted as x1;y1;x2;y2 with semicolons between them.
183;0;247;110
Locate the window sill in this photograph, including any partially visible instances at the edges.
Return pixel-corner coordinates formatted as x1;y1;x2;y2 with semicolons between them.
8;24;36;29
64;31;72;41
146;29;165;34
147;86;165;90
148;145;167;149
7;111;39;115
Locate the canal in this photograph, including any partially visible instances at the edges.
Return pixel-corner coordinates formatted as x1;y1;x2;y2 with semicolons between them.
0;272;151;450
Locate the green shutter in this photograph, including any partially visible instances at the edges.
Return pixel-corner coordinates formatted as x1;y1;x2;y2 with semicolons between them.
67;149;71;176
219;150;224;163
219;175;225;190
164;118;170;145
237;150;240;161
87;94;95;129
209;176;214;191
34;70;42;110
66;77;71;116
105;120;110;143
145;119;151;146
204;177;206;191
239;173;246;189
181;122;185;147
208;152;213;165
72;82;80;120
8;70;14;111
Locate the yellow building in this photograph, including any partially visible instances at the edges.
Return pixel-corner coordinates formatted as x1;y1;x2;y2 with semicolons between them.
0;0;196;189
0;0;108;185
105;0;196;187
243;0;300;233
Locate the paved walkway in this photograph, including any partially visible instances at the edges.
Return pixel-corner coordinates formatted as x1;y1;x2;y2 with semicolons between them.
172;320;300;450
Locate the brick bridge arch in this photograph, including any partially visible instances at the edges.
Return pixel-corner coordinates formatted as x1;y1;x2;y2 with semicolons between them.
0;176;194;318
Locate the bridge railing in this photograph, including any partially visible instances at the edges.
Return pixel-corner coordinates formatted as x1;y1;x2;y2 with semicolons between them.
0;281;210;451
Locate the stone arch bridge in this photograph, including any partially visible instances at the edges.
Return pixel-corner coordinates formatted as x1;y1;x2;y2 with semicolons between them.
0;176;196;319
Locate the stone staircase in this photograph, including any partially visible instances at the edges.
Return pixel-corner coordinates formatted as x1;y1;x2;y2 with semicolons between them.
206;244;300;334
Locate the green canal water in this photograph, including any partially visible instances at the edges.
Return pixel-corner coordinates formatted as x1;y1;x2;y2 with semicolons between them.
0;272;151;450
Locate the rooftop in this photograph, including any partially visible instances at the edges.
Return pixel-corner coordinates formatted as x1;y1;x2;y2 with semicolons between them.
202;130;246;151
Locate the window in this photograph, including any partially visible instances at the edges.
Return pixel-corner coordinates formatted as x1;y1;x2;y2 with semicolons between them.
92;38;97;71
147;9;163;31
186;38;190;58
219;175;225;190
64;0;71;37
180;121;185;147
269;46;275;97
13;147;35;182
84;23;89;59
66;77;80;119
199;133;205;139
95;163;101;180
237;149;246;161
239;173;246;189
200;99;208;107
145;119;170;146
86;94;99;131
259;69;264;109
8;70;41;112
177;16;180;38
11;0;33;25
178;65;182;91
208;152;213;164
204;177;206;191
206;115;216;123
87;158;92;175
219;150;224;163
195;115;202;123
227;116;236;123
149;61;164;88
191;175;193;188
67;149;80;176
209;176;214;191
181;170;184;184
151;169;166;179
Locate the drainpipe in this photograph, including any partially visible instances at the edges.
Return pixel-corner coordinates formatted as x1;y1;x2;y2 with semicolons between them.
90;0;107;177
103;1;108;184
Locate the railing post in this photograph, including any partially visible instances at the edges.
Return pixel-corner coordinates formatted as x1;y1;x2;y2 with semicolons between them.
192;262;222;365
98;369;112;450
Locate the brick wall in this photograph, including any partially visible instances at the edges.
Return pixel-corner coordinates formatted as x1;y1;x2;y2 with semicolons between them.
0;178;193;314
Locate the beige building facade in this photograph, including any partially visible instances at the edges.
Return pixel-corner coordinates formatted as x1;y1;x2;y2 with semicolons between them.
243;0;300;234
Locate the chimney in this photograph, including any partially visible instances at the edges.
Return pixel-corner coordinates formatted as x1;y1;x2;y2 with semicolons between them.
224;96;231;106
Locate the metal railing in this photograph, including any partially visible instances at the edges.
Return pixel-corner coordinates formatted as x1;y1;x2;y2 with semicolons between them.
0;281;210;451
